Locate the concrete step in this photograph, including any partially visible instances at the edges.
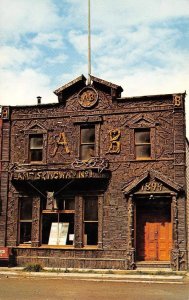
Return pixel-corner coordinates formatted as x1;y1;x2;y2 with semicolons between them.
136;261;170;269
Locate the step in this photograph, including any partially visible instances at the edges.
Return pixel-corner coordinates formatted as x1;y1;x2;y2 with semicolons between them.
136;261;171;270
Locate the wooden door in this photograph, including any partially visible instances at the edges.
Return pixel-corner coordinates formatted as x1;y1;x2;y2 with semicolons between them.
136;208;172;261
157;220;172;261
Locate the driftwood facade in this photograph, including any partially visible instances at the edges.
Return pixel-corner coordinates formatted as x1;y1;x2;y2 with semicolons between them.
0;75;188;270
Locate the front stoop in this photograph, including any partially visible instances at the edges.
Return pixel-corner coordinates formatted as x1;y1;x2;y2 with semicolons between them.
136;261;171;271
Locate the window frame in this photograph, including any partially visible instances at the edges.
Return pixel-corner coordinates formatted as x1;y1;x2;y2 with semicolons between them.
24;123;47;164
79;125;96;161
41;196;76;246
135;128;151;160
83;196;99;246
19;197;33;245
29;134;44;163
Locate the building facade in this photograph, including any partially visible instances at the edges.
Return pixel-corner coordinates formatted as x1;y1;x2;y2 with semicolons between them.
0;75;188;270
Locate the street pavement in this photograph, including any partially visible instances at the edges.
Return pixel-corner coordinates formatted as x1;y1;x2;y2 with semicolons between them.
0;277;188;300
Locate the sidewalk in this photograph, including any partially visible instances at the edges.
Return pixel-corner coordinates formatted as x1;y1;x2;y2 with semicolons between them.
0;267;188;284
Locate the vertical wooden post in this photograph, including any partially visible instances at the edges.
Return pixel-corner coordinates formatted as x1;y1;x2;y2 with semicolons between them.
171;193;179;270
98;194;103;249
126;194;135;270
6;189;19;247
74;195;83;248
31;196;41;247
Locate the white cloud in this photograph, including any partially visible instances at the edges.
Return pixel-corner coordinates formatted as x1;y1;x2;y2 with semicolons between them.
46;54;68;64
0;69;57;106
0;0;61;41
0;46;41;69
32;33;64;49
64;0;189;31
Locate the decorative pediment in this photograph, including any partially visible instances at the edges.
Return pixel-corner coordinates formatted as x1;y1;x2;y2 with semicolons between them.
24;121;48;133
127;115;158;128
54;75;87;103
54;74;123;103
122;170;183;195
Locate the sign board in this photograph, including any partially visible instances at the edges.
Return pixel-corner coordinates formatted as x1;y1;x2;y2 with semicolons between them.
69;234;74;244
48;223;69;246
12;169;109;181
0;247;10;260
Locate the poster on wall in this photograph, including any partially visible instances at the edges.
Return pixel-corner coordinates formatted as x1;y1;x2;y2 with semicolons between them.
48;223;69;245
46;192;58;210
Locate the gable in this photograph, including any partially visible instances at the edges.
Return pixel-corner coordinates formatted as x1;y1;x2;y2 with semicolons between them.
122;170;183;195
54;74;123;104
127;114;158;128
24;121;47;133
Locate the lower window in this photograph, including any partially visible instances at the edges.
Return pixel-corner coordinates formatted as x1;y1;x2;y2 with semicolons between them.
42;196;75;246
84;196;98;246
19;198;33;244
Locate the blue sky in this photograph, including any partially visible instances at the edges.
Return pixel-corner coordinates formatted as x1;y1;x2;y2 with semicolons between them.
0;0;189;136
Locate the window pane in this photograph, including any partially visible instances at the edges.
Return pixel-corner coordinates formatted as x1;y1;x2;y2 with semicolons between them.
84;197;98;221
42;214;58;244
20;198;32;220
42;213;75;245
59;214;75;245
136;145;151;158
80;145;95;160
55;198;75;210
135;130;150;144
20;222;32;244
30;149;43;161
84;222;98;245
30;136;43;149
64;198;75;210
81;127;95;143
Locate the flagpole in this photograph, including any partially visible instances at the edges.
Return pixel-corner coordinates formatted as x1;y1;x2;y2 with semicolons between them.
88;0;91;85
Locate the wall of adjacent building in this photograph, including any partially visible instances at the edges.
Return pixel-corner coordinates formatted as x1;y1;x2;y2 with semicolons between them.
186;138;189;266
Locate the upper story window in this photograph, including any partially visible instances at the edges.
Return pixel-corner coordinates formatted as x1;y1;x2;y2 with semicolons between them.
29;134;43;162
135;129;151;160
80;125;95;160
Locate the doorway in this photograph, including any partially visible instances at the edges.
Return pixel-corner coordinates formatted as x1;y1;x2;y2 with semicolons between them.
136;198;172;261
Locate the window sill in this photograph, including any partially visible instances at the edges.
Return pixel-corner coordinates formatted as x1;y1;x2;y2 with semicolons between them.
28;161;44;164
18;244;32;247
16;245;100;250
135;158;152;161
42;210;75;214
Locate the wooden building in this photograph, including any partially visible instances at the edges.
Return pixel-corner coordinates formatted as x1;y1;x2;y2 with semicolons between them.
0;75;188;270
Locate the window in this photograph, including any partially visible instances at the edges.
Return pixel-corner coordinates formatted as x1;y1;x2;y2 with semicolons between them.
42;196;75;246
19;198;33;244
135;129;151;159
29;134;43;162
80;126;95;160
84;196;98;246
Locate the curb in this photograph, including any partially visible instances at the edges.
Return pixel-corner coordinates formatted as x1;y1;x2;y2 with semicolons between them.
0;270;187;284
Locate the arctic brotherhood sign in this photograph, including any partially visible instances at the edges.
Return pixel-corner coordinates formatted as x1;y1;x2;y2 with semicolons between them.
12;169;110;181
